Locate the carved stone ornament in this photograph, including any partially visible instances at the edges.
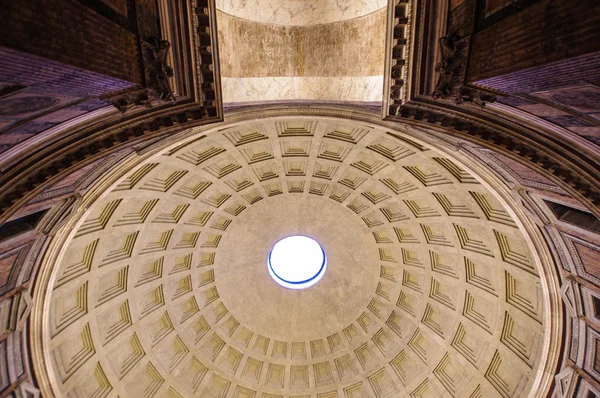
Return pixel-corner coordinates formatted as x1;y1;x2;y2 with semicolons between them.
553;367;578;398
110;88;152;113
8;288;33;333
432;33;497;107
432;32;460;100
110;38;176;113
14;382;41;398
142;38;176;103
456;85;497;107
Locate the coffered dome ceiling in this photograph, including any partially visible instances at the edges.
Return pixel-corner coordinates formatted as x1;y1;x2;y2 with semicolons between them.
34;115;558;397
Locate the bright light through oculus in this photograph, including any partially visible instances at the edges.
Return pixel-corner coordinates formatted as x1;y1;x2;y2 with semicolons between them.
268;235;327;289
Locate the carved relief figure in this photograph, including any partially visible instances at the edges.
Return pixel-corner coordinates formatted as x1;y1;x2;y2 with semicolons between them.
143;38;176;103
432;33;460;100
110;38;175;113
432;32;497;107
456;85;497;106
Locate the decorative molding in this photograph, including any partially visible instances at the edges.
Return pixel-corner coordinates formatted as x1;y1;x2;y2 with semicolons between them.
390;101;600;217
0;0;223;224
382;0;414;116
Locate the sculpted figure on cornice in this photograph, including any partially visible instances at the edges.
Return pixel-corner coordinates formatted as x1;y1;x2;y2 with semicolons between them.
432;32;460;100
110;38;176;113
143;38;176;103
432;33;496;107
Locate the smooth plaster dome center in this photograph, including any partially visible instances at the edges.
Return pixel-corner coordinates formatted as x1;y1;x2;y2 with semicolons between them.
268;235;327;289
217;195;379;341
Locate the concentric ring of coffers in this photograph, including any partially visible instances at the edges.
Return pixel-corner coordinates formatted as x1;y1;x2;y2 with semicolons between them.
37;114;554;398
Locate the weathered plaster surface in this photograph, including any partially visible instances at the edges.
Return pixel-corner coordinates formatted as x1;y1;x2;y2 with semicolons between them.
218;9;386;102
216;0;386;25
221;76;384;102
218;10;386;78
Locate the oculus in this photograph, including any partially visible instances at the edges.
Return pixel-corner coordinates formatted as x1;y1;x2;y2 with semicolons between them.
268;235;327;289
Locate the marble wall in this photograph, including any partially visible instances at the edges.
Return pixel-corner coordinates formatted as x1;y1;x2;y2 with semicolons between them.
217;9;386;103
218;10;386;78
221;76;384;102
216;0;386;25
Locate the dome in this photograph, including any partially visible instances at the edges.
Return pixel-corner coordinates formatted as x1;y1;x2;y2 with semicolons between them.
2;1;598;397
32;113;559;397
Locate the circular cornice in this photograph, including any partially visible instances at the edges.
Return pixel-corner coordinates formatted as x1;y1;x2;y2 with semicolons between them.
30;108;561;398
